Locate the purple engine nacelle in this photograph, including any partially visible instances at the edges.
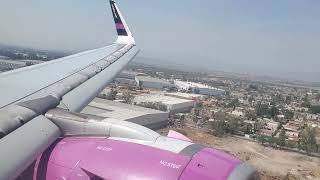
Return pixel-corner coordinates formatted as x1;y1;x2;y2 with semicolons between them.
33;137;259;180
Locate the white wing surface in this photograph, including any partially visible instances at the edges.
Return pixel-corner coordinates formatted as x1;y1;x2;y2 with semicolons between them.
0;1;138;179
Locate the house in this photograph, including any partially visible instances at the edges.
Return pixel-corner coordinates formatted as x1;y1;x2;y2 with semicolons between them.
230;110;244;117
283;120;303;141
259;119;279;137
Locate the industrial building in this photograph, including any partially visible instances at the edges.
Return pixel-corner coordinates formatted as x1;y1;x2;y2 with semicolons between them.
114;78;137;86
165;92;206;101
117;70;143;80
19;59;44;65
135;76;176;89
133;94;197;114
115;71;144;86
81;98;169;129
0;59;26;69
0;59;44;72
174;80;226;96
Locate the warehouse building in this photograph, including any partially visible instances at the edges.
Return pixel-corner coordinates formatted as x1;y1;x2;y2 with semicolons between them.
135;76;176;89
117;70;140;80
115;71;146;86
81;98;169;129
114;78;137;86
0;59;26;69
165;92;206;101
133;94;197;114
174;80;226;96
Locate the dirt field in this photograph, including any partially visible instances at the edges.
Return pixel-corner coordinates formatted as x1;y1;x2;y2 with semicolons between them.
157;127;320;180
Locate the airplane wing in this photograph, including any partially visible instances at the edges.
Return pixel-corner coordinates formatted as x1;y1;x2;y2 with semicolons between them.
0;0;139;179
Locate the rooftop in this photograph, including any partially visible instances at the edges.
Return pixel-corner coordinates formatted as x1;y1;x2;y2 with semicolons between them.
119;70;140;76
82;98;167;121
134;93;194;105
175;80;225;91
0;59;26;66
0;56;10;60
284;121;302;132
136;76;173;84
20;59;44;64
165;92;205;100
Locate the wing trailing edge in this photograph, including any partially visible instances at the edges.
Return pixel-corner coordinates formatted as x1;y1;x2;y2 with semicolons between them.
110;0;135;45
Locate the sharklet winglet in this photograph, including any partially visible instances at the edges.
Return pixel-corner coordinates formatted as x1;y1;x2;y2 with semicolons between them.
109;0;135;45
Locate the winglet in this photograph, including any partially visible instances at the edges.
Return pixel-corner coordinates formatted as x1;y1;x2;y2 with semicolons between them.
110;0;135;45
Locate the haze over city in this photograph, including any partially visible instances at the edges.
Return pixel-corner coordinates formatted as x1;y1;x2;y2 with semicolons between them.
0;0;319;82
0;0;320;179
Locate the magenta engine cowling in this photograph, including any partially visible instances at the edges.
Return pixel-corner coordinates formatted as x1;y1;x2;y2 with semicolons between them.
34;137;258;180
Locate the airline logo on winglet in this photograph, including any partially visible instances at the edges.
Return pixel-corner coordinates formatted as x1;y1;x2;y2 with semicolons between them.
110;0;128;36
109;0;135;44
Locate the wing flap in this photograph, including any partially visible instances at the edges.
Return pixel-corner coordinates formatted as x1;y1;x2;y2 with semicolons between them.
62;46;139;112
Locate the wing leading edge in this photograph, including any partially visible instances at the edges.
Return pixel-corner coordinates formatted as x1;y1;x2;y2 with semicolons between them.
0;1;138;179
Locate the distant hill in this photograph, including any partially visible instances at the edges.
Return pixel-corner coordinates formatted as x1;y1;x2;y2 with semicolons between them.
0;44;69;61
132;56;320;90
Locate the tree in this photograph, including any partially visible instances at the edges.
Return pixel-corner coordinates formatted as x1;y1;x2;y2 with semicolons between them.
226;99;240;110
191;108;200;123
155;102;168;112
122;92;134;104
195;102;204;109
105;88;118;100
283;109;294;119
213;111;227;121
302;94;311;108
248;97;254;104
226;118;241;135
285;95;292;104
256;134;278;147
254;121;265;134
248;84;258;91
257;135;267;145
256;103;269;117
298;126;318;153
200;109;210;122
287;140;298;149
138;102;167;111
278;128;287;148
310;105;320;114
272;94;284;104
268;137;278;147
209;119;227;137
243;122;256;134
246;110;257;120
316;93;320;101
270;105;279;118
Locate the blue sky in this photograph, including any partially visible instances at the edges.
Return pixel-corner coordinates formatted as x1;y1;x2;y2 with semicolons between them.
0;0;319;81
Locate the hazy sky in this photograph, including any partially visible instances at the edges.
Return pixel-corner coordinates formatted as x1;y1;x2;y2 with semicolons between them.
0;0;320;81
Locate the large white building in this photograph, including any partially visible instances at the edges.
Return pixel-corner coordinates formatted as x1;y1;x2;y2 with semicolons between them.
114;78;137;86
135;76;176;89
82;98;169;130
133;94;197;114
117;70;141;80
114;71;144;86
0;59;26;69
165;92;205;101
174;80;226;96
